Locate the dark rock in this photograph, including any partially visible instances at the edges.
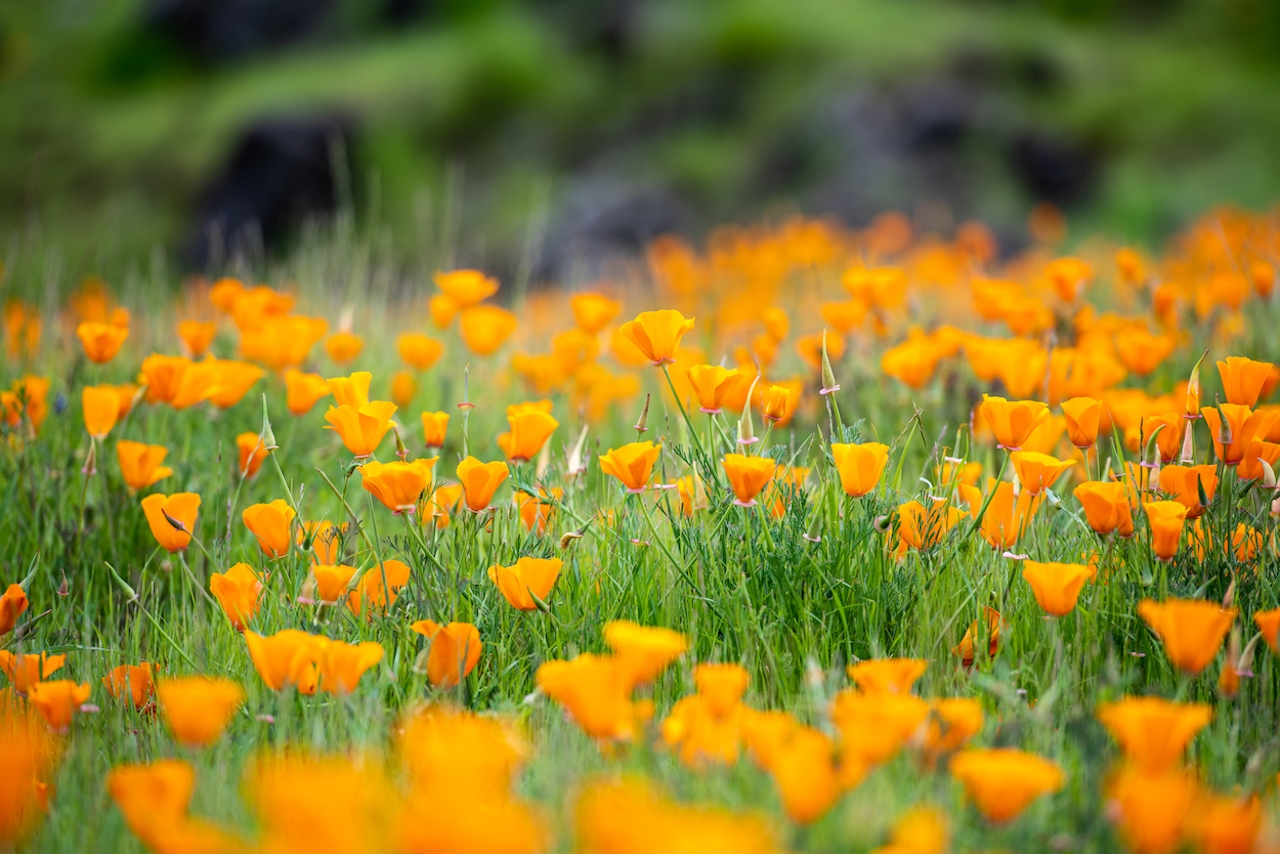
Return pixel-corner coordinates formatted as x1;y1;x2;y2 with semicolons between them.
145;0;337;63
183;116;353;270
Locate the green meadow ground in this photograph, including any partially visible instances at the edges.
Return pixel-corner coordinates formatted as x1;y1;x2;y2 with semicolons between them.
5;220;1280;852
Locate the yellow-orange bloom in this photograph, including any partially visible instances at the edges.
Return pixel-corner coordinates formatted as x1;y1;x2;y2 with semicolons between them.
325;331;363;364
1143;500;1189;562
434;269;499;306
829;445;890;496
177;319;217;357
488;557;562;611
953;607;1004;670
139;354;219;410
1;583;30;636
949;748;1064;824
284;369;331;415
603;621;688;688
722;453;777;507
410;620;482;688
0;650;65;693
82;385;119;439
1218;356;1273;408
298;520;345;564
537;654;647;742
397;332;444;370
894;499;964;556
618;309;695;366
101;663;157;710
359;458;436;514
1021;560;1095;616
1187;792;1264;854
421;411;449;448
1096;696;1212;773
456;456;510;512
327;371;371;407
1046;256;1093;301
141;492;201;552
459;305;518;356
847;658;927;696
209;562;263;631
1106;765;1198;854
244;630;325;695
77;321;128;363
759;381;800;425
1061;396;1102;448
236;432;269;478
318;639;385;694
598;441;661;493
323;401;398;457
242;499;295;558
347;559;412;619
684;364;747;414
1073;481;1134;537
391;370;416;409
28;680;91;732
497;406;559;463
1202;404;1277;465
517;487;562;535
1256;608;1280;654
107;759;198;849
1157;464;1217;518
980;396;1050;450
310;564;358;605
570;292;622;333
1009;451;1076;495
1138;598;1235;675
972;479;1042;549
157;676;245;747
117;441;172;491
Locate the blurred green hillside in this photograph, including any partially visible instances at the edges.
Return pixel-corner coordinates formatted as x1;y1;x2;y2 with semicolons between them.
3;0;1280;278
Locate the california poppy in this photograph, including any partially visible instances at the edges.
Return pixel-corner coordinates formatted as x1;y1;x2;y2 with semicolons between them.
1096;697;1211;772
243;630;325;695
157;677;245;747
949;748;1064;824
954;607;1003;670
922;698;984;762
347;559;411;618
82;385;120;439
390;371;416;409
1021;560;1095;616
1010;451;1076;495
242;500;295;558
102;663;158;711
317;639;384;694
980;396;1050;451
618;309;695;366
1045;256;1092;301
434;269;499;306
894;499;963;557
1201;404;1277;465
570;292;623;333
76;321;128;364
516;487;561;535
459;305;518;356
411;620;482;688
684;365;747;414
323;401;398;458
1187;792;1264;854
0;583;30;635
1218;356;1273;408
106;759;197;847
496;405;559;463
1073;481;1134;536
327;371;372;407
209;563;263;631
0;650;66;693
831;442;889;497
310;564;358;605
972;480;1041;549
1138;598;1235;675
141;492;201;552
847;658;927;696
1157;465;1217;518
537;654;646;741
488;557;561;611
603;621;688;688
207;359;264;409
397;332;444;371
284;370;331;416
598;442;661;493
297;521;344;565
1255;608;1280;654
1061;396;1102;449
1143;501;1189;562
28;680;91;732
359;459;436;514
235;432;269;478
722;453;777;507
420;411;449;448
758;381;800;425
1105;765;1198;854
177;320;217;357
456;456;510;511
325;332;364;364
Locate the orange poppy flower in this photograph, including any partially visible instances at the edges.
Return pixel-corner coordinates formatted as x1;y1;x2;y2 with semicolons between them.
537;654;646;741
570;292;623;333
1133;412;1183;463
756;380;801;426
235;432;269;478
603;621;687;688
1202;404;1278;465
106;759;197;848
598;441;661;494
82;385;120;439
488;557;562;611
297;521;344;565
1114;327;1177;377
1238;438;1280;480
428;294;458;329
323;401;398;458
390;371;416;409
209;563;263;631
497;405;559;463
1255;608;1280;654
1096;697;1212;772
756;725;840;825
203;359;263;409
922;698;984;761
1045;256;1093;301
101;663;157;710
1061;396;1102;449
177;320;217;357
1010;451;1076;495
325;331;363;364
411;620;482;688
795;332;845;372
243;630;325;695
396;332;444;371
425;484;465;528
830;691;931;774
420;411;449;448
516;487;562;535
434;269;499;306
456;456;510;512
1073;481;1134;536
0;650;65;693
976;480;1042;549
327;371;371;407
953;607;1003;669
139;354;219;410
1142;501;1189;562
459;305;518;356
881;335;942;389
28;681;91;732
1218;357;1273;408
894;500;963;557
117;441;172;492
242;499;295;558
317;639;384;695
847;658;927;696
157;676;244;747
1188;792;1264;854
310;564;358;605
684;365;747;414
820;298;869;334
722;453;777;507
949;748;1064;824
1138;598;1235;675
980;396;1050;451
0;583;30;635
76;321;128;363
141;492;201;552
1021;560;1095;617
347;559;411;619
1157;464;1217;518
284;370;331;415
359;458;436;514
618;309;696;366
1105;765;1198;854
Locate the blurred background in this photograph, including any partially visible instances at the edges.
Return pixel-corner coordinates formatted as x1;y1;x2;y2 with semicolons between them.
4;0;1280;283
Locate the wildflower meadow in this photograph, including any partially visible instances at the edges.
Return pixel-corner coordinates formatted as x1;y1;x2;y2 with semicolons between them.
4;206;1280;853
